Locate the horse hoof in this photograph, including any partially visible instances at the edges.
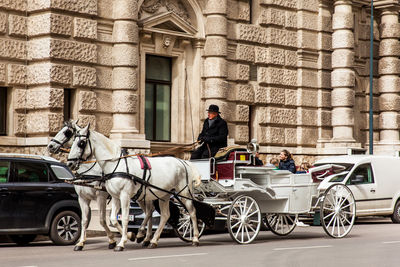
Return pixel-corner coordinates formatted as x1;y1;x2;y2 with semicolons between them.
148;243;157;249
114;246;124;252
142;241;150;248
136;236;144;244
74;246;83;251
108;242;117;249
192;241;200;247
129;232;136;242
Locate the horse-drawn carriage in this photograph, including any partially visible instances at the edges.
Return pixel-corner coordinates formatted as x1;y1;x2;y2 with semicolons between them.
49;122;356;250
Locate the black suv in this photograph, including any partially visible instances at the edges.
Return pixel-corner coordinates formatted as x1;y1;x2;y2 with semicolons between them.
0;153;81;246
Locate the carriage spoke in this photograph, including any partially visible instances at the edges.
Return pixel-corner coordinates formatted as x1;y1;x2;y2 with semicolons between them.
234;223;243;239
341;202;355;210
330;216;337;236
323;211;335;220
245;225;251;241
232;220;241;229
326;213;337;228
248;209;260;218
245;201;255;216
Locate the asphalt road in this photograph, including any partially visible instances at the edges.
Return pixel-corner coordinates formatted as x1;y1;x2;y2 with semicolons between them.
1;219;400;267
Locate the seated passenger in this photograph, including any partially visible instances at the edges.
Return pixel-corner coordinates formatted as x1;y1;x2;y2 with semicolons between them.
265;157;279;169
297;162;312;173
253;152;264;166
191;104;228;159
278;149;296;174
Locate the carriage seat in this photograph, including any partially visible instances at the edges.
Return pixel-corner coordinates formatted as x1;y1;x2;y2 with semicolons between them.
211;146;252;181
214;146;247;162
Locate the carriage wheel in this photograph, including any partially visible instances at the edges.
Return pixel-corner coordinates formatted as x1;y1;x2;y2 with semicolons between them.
320;183;356;238
227;195;261;244
174;208;205;243
265;213;297;236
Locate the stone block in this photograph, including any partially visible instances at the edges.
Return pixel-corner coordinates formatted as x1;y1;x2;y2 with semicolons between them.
260;0;297;9
235;105;249;122
26;87;63;109
285;89;297;106
297;127;318;145
7;64;26;85
234;125;249;143
98;44;112;66
236;64;249;81
331;88;354;107
297;0;318;12
73;66;96;87
285;128;297;145
285;50;297;67
204;37;227;57
50;39;97;63
267;28;297;47
379;39;400;57
0;0;26;12
112;90;138;113
0;12;6;34
332;12;353;30
74;18;97;39
28;13;72;37
236;84;254;103
14;113;26;136
254;85;267;104
297;69;318;88
255;47;285;65
237;24;268;44
265;87;285;105
298;11;318;31
28;38;50;60
379;76;400;93
28;63;72;85
13;88;26;110
319;33;332;50
318;70;331;88
204;57;227;78
78;90;97;111
50;0;97;15
236;44;254;62
331;69;354;88
285;11;297;29
258;107;297;125
227;20;236;40
77;115;96;130
206;16;227;36
331;107;354;126
112;67;137;90
96;89;113;113
318;52;332;70
95;114;113;136
259;7;285;27
332;30;354;49
8;14;26;36
379;57;400;75
379;112;400;129
98;0;113;19
0;63;5;83
205;0;227;15
379;93;400;111
26;112;63;134
226;0;238;20
237;1;250;22
204;78;228;99
112;20;138;43
0;39;26;60
319;110;332;126
258;126;285;145
112;0;138;20
380;23;400;39
96;66;112;89
297;30;318;50
318;91;331;108
298;109;318;126
112;44;138;66
318;15;332;32
298;89;318;107
258;67;297;86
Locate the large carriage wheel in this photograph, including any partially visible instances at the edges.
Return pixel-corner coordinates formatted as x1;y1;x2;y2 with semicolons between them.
265;213;297;236
174;206;206;243
227;195;261;244
320;183;356;238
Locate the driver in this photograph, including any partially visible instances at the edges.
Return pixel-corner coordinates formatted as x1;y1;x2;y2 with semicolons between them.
191;104;228;159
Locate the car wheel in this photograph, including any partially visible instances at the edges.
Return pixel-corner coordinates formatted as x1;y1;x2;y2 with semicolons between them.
8;234;37;246
391;201;400;223
50;210;81;245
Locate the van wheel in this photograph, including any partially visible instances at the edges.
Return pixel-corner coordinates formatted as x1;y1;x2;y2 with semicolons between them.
8;234;37;246
50;211;81;245
391;201;400;223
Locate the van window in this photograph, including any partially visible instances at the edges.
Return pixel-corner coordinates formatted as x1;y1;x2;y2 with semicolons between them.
15;162;48;183
0;160;10;183
348;163;374;184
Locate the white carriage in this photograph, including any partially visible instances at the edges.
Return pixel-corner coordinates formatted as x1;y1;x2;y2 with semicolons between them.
189;147;356;244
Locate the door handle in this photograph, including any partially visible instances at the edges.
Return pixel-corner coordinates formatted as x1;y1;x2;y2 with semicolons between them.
46;187;57;191
0;188;10;196
370;189;376;193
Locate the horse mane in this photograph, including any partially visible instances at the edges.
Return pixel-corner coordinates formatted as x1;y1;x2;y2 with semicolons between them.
90;130;121;161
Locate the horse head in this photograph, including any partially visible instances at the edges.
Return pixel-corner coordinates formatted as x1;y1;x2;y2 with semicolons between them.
67;124;92;171
47;120;80;154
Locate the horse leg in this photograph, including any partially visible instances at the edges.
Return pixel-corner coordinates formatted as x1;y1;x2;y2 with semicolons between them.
114;193;131;252
97;194;116;249
136;200;153;246
181;199;200;246
149;197;170;249
142;200;155;247
74;195;90;251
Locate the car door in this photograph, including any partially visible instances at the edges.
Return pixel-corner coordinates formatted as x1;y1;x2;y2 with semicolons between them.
11;160;54;229
347;163;377;215
0;159;15;229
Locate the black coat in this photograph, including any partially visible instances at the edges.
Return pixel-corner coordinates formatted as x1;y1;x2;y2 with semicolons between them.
197;116;228;156
279;159;296;174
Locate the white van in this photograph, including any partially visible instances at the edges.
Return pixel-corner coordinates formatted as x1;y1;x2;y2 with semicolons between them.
314;155;400;223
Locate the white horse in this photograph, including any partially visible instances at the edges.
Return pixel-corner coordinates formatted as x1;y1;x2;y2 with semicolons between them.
47;121;136;250
66;124;202;251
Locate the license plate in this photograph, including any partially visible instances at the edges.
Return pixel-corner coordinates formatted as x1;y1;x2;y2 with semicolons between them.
117;214;135;221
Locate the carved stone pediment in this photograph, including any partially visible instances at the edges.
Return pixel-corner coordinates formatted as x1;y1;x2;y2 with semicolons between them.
140;0;192;25
139;11;197;38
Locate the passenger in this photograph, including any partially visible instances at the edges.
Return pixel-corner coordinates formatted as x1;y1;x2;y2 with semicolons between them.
265;157;279;169
278;149;296;174
298;162;312;173
254;152;264;166
190;104;228;159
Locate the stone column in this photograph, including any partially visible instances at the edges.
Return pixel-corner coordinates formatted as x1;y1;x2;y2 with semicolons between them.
330;0;356;143
203;0;228;119
378;8;400;147
110;0;149;148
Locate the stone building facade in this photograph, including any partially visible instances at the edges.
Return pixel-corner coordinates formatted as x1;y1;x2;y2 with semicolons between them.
0;0;399;163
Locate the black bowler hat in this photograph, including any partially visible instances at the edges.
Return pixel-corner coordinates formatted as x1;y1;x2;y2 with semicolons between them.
206;104;220;113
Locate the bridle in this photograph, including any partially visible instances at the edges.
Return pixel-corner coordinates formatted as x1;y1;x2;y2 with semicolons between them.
67;130;94;169
50;126;75;149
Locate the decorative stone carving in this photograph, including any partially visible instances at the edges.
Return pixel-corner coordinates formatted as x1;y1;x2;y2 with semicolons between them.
73;18;97;39
140;0;191;25
73;66;96;87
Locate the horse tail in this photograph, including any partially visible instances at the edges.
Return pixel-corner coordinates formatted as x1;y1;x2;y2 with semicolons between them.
186;161;202;187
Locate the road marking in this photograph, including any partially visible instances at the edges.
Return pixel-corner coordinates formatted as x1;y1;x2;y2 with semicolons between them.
128;253;208;261
273;245;333;251
383;241;400;244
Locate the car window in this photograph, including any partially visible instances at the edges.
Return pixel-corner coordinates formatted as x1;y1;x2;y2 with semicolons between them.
348;163;374;184
0;160;10;183
50;165;74;180
15;162;48;183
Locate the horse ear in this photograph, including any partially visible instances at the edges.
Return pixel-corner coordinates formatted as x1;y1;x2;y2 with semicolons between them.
81;124;90;134
72;119;81;130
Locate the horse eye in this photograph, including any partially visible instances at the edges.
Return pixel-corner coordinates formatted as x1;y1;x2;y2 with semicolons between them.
64;129;73;138
78;140;86;149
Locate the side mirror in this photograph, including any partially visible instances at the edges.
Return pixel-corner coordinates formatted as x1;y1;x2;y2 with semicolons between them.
351;174;364;184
